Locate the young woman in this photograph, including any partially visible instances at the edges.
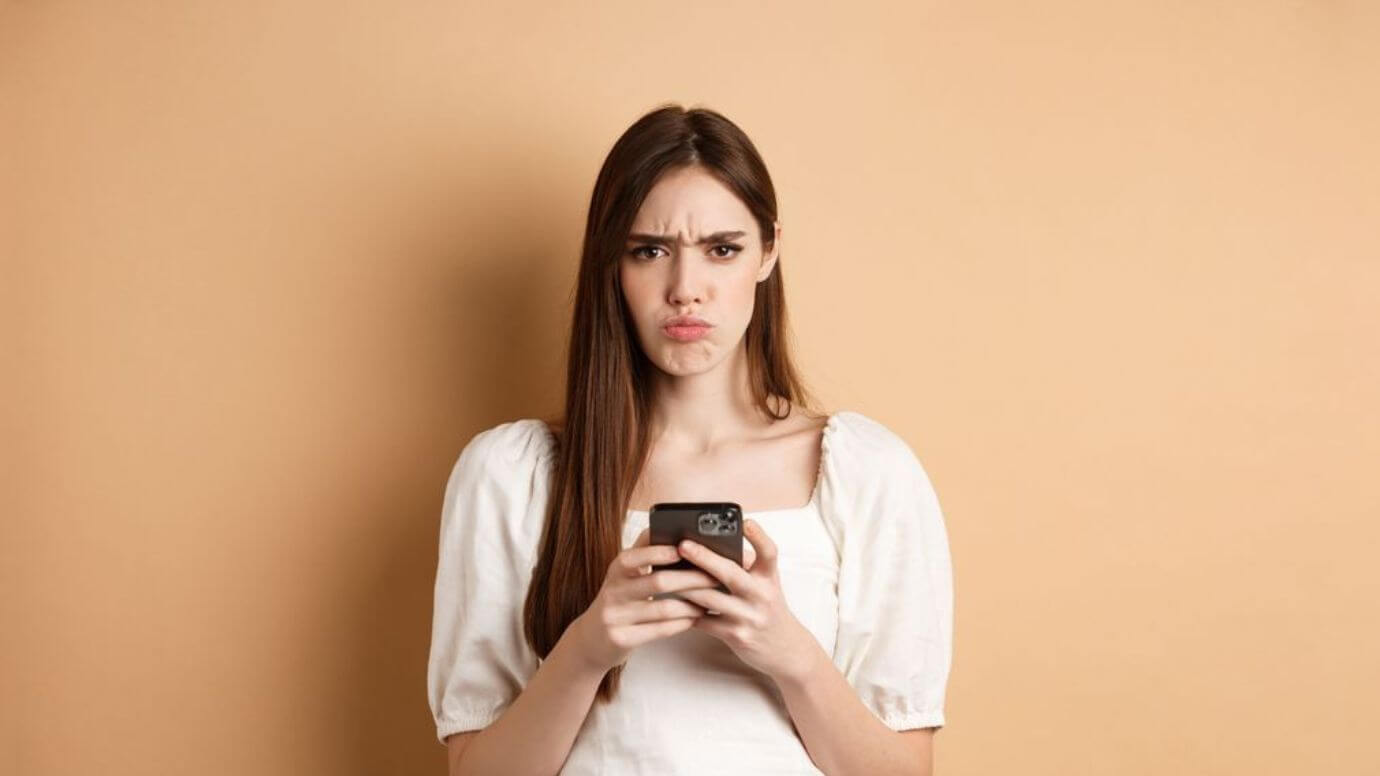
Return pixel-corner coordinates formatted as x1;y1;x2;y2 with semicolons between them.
427;104;954;775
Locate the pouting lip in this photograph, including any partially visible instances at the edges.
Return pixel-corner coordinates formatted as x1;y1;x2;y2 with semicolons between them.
662;315;713;328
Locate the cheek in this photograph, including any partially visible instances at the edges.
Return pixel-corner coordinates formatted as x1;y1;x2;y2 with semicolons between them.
619;266;649;311
729;271;761;320
620;269;664;336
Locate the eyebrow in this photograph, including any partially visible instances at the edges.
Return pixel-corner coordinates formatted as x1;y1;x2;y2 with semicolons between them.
626;230;747;246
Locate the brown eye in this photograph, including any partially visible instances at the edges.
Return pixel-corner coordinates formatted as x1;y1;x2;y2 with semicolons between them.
711;244;743;258
630;245;664;260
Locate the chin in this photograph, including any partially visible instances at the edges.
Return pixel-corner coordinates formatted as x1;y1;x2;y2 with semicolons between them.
655;349;720;375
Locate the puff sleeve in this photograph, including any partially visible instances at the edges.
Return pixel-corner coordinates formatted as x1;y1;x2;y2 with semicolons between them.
818;411;954;730
426;419;554;744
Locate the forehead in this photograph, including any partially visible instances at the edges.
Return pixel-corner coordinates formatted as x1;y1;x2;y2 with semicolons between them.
629;167;754;237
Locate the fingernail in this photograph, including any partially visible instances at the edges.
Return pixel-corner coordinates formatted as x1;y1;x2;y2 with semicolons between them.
679;541;694;554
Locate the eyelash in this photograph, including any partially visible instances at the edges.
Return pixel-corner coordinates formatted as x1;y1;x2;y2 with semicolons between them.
629;244;743;261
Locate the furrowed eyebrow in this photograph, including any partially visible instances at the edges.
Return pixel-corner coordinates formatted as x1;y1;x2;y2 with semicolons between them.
627;230;746;246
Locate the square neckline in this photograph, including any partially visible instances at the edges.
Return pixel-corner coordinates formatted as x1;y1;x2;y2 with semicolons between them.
624;410;838;517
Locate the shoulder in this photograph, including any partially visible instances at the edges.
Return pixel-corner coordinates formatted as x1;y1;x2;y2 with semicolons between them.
449;417;557;486
818;411;946;551
459;417;556;463
822;409;938;506
827;409;925;471
440;418;557;545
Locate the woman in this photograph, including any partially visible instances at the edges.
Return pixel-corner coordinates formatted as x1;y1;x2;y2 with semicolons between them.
427;104;954;775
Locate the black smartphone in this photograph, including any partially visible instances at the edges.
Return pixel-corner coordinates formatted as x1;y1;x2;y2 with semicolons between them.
648;501;743;596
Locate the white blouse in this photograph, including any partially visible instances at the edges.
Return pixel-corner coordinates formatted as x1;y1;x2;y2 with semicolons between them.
427;410;954;774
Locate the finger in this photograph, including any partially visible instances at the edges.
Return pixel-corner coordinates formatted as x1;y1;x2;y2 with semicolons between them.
676;586;755;620
677;539;755;597
692;611;737;640
743;519;778;574
607;597;706;625
615;616;698;647
743;539;758;570
614;542;681;577
628;527;654;574
623;568;719;600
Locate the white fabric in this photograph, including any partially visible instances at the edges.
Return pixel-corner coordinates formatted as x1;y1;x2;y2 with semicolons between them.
426;410;954;774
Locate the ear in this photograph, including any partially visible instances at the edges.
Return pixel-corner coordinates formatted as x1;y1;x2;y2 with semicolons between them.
757;220;782;282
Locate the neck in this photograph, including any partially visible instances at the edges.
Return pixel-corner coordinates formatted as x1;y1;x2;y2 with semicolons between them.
646;341;766;454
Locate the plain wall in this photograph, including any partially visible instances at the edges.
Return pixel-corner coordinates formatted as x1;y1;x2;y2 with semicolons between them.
3;1;1376;774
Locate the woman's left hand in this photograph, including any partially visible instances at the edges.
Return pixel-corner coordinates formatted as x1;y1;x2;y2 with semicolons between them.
676;519;823;684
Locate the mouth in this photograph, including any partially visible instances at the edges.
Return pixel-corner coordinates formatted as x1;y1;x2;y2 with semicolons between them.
662;323;713;342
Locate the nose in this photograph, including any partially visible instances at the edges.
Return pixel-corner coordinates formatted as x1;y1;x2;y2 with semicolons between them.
667;250;704;306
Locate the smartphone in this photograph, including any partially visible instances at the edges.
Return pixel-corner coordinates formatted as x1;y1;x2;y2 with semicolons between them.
648;501;743;596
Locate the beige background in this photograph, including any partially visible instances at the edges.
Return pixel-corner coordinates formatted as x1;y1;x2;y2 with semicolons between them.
3;1;1377;774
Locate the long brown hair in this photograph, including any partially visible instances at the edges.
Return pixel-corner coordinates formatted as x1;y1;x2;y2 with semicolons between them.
523;103;820;701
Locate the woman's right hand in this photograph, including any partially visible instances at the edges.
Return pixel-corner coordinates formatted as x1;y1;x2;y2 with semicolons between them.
570;527;718;673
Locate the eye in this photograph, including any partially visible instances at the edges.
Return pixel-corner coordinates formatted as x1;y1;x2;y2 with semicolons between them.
628;243;743;261
629;245;665;261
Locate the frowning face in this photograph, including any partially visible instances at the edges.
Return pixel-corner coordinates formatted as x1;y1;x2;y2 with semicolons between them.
619;165;780;377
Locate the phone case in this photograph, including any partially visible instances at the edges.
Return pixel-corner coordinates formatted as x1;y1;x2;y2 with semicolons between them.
648;501;742;595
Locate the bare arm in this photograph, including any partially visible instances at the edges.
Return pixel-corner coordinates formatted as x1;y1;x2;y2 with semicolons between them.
446;624;607;776
674;521;937;776
775;641;935;776
442;529;716;776
444;731;476;775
